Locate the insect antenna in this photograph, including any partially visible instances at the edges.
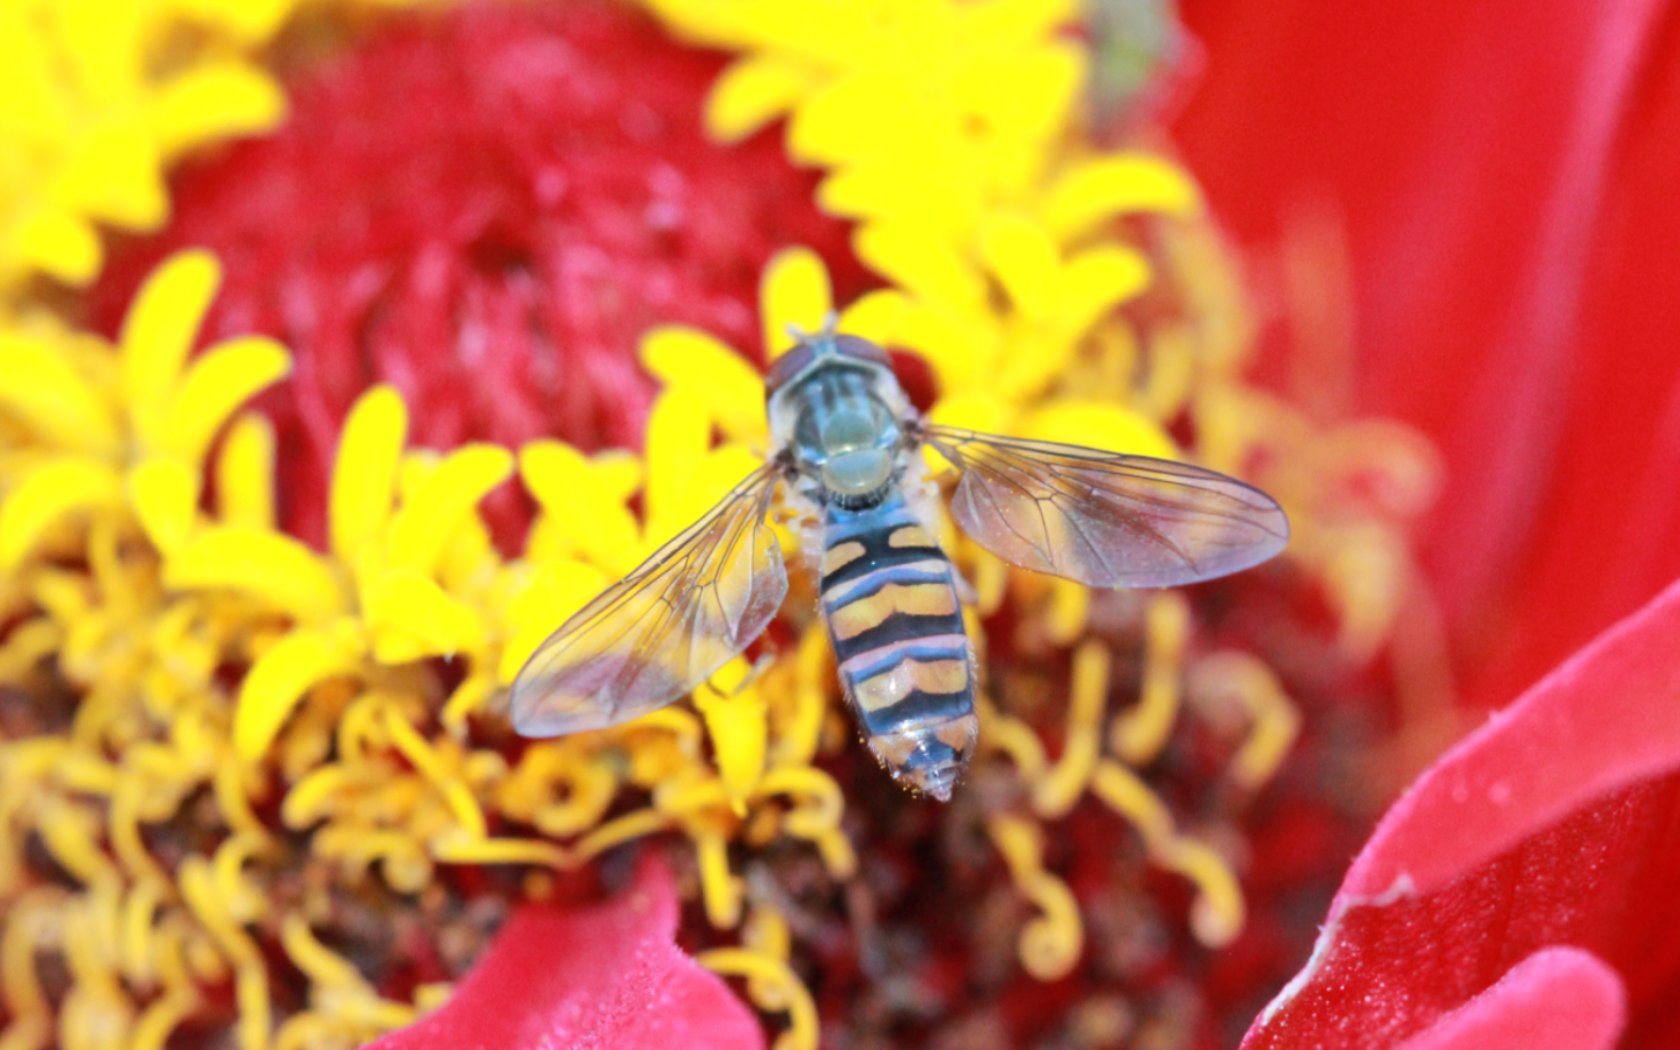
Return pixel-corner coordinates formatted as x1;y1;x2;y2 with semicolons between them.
784;310;841;345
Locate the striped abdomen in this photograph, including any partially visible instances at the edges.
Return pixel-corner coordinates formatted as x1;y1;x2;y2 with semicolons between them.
819;492;977;800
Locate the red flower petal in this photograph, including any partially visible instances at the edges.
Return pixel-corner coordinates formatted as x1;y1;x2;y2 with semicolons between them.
1170;1;1680;703
1470;42;1680;705
1395;949;1623;1050
1243;576;1680;1047
369;858;763;1050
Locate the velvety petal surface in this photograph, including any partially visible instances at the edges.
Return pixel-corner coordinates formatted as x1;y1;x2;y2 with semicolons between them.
1171;0;1680;703
1243;576;1680;1047
367;859;763;1050
1396;948;1623;1050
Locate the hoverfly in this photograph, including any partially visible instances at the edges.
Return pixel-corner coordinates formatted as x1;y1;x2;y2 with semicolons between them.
511;327;1289;800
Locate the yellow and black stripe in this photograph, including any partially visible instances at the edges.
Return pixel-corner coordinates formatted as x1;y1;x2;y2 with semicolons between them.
819;493;977;797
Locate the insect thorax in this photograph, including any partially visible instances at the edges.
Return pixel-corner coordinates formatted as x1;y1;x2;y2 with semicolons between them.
767;341;914;509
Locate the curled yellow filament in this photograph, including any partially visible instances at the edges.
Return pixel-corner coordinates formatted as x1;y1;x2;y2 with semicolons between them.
1032;641;1110;817
383;706;487;840
1090;761;1245;947
432;835;570;871
692;825;744;928
178;855;270;1050
698;947;818;1050
978;694;1047;780
1110;592;1188;764
986;814;1083;981
1187;651;1301;790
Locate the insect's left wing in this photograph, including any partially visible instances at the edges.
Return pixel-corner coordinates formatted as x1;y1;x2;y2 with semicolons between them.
511;464;787;737
923;426;1289;588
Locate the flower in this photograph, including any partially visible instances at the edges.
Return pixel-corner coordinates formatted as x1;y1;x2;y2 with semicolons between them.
1244;575;1680;1047
0;0;286;291
1170;0;1680;710
1167;2;1680;1043
366;856;766;1050
92;0;867;551
0;251;290;566
1;2;1449;1049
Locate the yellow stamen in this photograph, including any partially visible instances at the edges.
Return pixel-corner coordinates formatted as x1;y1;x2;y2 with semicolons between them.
132;989;198;1050
571;809;670;864
1032;641;1109;817
1110;592;1188;763
39;800;117;888
977;694;1048;780
382;706;488;840
178;857;270;1050
431;837;570;871
1090;761;1245;948
986;814;1083;981
693;825;744;928
742;906;794;1008
698;948;819;1050
1188;651;1301;790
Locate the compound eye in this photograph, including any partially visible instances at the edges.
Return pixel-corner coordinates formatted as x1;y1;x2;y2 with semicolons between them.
831;334;890;367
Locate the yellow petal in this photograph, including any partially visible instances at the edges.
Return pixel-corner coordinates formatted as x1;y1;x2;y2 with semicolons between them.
894;301;997;391
498;558;610;683
923;391;1013;474
653;445;766;554
384;444;513;575
10;208;103;286
642;388;713;543
160;335;291;462
818;159;976;232
953;43;1084;144
1042;154;1202;241
53;0;143;100
837;289;909;346
0;332;120;455
759;247;834;357
329;386;406;566
706;54;819;142
128;457;199;554
0;459;123;570
55;118;168;229
788;69;932;166
234;624;365;760
519;441;642;574
695;664;768;814
361;569;485;664
928;390;1013;435
959;0;1079;47
165;526;345;621
978;212;1060;317
1056;245;1152;334
853;220;986;310
639;327;766;441
216;414;276;529
149;62;286;159
166;0;293;44
120;250;219;418
1021;401;1177;459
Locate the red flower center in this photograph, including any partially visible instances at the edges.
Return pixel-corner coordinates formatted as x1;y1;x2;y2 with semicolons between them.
94;0;866;548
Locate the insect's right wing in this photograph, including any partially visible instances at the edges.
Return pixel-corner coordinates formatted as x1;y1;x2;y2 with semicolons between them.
923;425;1289;588
510;465;787;738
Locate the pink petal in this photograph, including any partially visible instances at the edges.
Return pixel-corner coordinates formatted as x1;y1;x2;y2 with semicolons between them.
370;858;763;1050
1244;575;1680;1046
1397;948;1624;1050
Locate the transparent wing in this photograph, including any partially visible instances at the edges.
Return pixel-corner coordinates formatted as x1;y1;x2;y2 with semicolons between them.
924;426;1289;588
511;465;787;737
